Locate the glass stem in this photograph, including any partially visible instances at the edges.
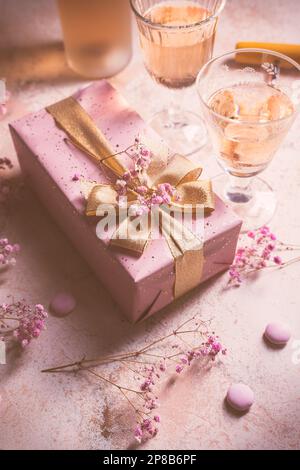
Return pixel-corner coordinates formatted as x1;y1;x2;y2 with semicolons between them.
166;89;184;128
226;175;253;204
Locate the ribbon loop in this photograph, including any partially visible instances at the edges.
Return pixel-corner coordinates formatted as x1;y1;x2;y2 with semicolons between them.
150;154;203;188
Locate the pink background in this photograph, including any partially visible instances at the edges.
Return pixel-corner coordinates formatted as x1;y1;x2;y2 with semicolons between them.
0;0;300;450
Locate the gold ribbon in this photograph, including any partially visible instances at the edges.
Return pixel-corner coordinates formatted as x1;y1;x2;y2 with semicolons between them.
46;97;215;299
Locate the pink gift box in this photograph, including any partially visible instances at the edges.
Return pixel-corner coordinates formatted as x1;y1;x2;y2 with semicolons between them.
10;81;241;322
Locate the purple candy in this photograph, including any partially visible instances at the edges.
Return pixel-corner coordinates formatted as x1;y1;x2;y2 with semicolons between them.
226;383;254;412
264;322;291;346
50;292;76;317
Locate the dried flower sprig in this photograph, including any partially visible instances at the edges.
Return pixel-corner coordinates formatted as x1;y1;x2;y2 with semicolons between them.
0;300;48;348
42;316;226;443
228;226;300;287
115;138;179;217
0;238;20;267
0;158;13;171
72;136;180;216
0;157;13;203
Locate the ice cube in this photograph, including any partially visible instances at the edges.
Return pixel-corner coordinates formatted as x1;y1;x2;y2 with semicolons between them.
266;94;293;120
210;90;238;119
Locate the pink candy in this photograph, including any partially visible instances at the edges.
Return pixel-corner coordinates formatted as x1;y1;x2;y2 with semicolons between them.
50;292;76;317
264;322;291;346
226;383;254;412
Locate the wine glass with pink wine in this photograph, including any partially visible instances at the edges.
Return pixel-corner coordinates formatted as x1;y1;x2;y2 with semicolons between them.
131;0;226;156
196;48;300;231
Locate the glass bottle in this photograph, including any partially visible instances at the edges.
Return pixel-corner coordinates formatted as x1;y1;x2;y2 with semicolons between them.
57;0;132;79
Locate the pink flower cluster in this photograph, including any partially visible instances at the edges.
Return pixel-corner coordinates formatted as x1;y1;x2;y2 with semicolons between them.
42;316;225;445
0;301;48;347
229;226;283;286
115;139;178;217
134;416;160;443
175;335;226;374
0;238;20;267
0;157;13;171
133;332;226;443
134;364;161;442
115;140;152;196
0;157;13;202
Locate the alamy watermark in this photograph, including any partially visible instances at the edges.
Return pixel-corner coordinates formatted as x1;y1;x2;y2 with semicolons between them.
0;340;6;365
95;202;205;244
291;340;300;366
0;78;6;104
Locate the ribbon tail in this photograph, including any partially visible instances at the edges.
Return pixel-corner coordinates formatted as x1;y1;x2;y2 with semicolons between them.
47;97;126;178
110;216;151;255
160;209;204;298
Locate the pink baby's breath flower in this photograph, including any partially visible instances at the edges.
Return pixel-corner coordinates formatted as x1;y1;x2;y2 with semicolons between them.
247;231;255;239
0;238;20;266
140;379;152;392
211;341;222;353
122;171;131;182
72;173;80;182
134;426;143;443
175;364;183;374
0;158;13;171
151;195;163;206
0;300;48;348
228;227;295;287
260;226;270;236
136;185;148;195
140;148;150;157
110;140;179;217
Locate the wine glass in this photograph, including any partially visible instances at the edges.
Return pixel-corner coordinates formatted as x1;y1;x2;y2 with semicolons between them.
130;0;226;155
196;48;300;231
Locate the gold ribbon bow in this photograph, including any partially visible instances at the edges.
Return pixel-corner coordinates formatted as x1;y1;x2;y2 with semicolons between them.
47;97;215;299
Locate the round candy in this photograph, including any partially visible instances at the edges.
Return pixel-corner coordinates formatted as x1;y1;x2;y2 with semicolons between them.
264;322;291;346
226;383;254;412
50;292;76;317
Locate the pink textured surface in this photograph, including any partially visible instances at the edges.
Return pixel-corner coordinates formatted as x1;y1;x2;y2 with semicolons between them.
10;80;241;321
0;0;300;450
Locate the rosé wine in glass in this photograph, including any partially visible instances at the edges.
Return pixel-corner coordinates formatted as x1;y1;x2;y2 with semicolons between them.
140;1;217;89
196;48;300;231
208;83;295;177
131;0;226;155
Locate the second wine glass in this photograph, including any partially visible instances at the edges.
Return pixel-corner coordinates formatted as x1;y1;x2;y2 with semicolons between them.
196;48;300;231
131;0;226;155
